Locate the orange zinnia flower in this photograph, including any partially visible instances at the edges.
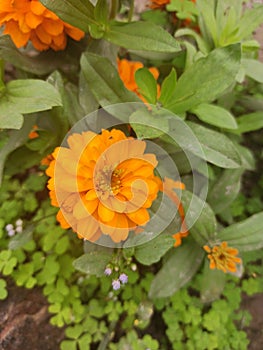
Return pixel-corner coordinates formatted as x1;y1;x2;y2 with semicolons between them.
160;177;188;247
117;58;160;103
203;242;242;273
46;129;160;243
0;0;84;51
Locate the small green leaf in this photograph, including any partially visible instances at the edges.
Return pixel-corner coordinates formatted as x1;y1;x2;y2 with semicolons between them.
39;0;95;31
207;169;243;214
175;28;209;54
165;44;241;113
159;68;177;106
135;68;158;104
105;21;181;54
8;224;35;250
236;111;263;133
135;234;174;266
242;59;263;83
73;251;112;277
191;103;238;130
149;237;204;298
60;340;78;350
0;279;8;300
218;212;263;251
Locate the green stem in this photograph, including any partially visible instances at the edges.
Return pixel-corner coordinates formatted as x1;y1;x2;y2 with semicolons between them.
0;59;5;93
97;320;117;350
110;0;119;20
128;0;134;22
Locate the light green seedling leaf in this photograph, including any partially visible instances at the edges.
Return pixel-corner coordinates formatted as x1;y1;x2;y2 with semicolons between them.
73;251;112;277
200;260;226;303
165;44;241;113
182;191;217;246
135;234;174;265
236;4;263;41
208;169;243;214
0;79;62;129
105;21;181;53
94;0;108;24
60;340;77;350
236;111;263;133
218;212;263;251
242;59;263;83
0;250;17;275
135;68;158;104
159;68;177;106
191;103;238;130
149;237;204;298
39;0;95;31
186;122;242;168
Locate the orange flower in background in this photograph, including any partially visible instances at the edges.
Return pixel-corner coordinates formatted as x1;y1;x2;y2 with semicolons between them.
0;0;84;51
117;58;160;102
149;0;170;9
203;242;242;273
160;177;188;247
46;129;160;243
28;124;39;139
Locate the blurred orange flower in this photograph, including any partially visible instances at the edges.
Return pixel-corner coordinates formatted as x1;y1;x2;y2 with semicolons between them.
46;129;160;243
160;177;188;247
28;124;39;139
0;0;84;51
203;242;242;273
117;58;160;102
149;0;170;9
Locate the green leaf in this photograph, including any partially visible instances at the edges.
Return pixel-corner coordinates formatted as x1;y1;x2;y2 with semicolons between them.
218;212;263;251
0;79;61;130
196;0;218;46
236;112;263;133
0;279;8;300
191;103;238;130
8;224;35;250
105;21;181;54
149;237;204;298
0;35;65;75
129;108;169;139
236;5;263;41
94;0;109;24
60;340;78;350
186;122;242;168
182;191;217;246
175;28;209;54
165;44;241;113
207;169;243;214
73;251;112;277
242;59;263;83
39;0;95;31
80;52;140;111
0;118;35;185
134;234;174;266
200;261;226;303
159;68;177;106
135;68;158;104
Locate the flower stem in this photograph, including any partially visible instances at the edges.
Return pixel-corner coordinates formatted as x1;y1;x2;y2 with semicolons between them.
128;0;134;22
110;0;119;19
97;320;117;350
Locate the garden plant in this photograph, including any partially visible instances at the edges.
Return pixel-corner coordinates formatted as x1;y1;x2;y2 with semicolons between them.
0;0;263;349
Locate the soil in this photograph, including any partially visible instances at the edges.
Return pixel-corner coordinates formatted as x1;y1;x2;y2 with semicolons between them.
0;279;65;350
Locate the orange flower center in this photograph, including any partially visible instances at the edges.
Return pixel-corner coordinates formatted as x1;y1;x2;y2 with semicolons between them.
95;166;123;198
